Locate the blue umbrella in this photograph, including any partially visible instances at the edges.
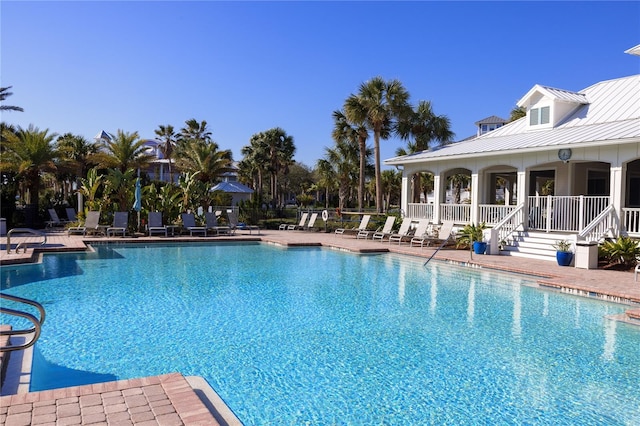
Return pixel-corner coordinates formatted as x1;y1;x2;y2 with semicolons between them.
133;178;142;232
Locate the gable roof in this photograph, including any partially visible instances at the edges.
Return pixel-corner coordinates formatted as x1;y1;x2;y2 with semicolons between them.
517;84;588;107
211;181;254;194
386;74;640;165
475;115;507;125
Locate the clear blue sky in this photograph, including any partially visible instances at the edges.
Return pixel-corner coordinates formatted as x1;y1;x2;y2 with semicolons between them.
2;1;639;169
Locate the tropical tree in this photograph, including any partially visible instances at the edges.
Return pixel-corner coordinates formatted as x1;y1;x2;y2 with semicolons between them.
95;130;154;173
238;144;265;201
0;86;24;112
345;77;411;213
179;119;212;143
104;168;136;212
323;137;361;210
154;124;177;182
55;133;100;203
77;168;104;212
173;139;233;186
396;100;454;202
448;173;471;204
0;125;58;220
509;106;526;122
245;128;296;207
380;169;402;210
332;109;369;211
314;159;337;209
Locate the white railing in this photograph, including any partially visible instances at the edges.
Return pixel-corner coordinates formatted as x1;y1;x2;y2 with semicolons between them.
478;205;518;225
440;204;471;224
407;203;435;220
527;196;609;232
578;205;618;242
622;208;640;237
489;203;525;255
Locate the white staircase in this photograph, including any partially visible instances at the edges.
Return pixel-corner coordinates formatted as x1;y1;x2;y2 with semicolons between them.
499;231;573;262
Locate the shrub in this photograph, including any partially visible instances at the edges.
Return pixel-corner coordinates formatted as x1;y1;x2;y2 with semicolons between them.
599;236;640;268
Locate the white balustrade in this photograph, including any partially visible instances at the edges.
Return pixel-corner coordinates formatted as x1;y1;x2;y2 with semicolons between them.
478;205;517;225
623;208;640;237
440;204;471;224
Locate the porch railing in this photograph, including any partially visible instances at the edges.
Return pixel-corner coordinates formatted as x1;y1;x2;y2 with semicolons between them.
489;203;525;255
407;203;435;220
440;203;471;224
578;205;618;242
478;205;518;226
622;208;640;237
527;195;609;232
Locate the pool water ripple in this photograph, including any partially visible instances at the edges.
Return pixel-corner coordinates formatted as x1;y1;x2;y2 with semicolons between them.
1;243;639;424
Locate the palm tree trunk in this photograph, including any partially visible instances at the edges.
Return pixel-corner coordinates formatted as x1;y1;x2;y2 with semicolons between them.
373;131;383;213
358;136;366;211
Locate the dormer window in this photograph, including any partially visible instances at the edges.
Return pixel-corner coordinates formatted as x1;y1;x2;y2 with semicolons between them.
530;106;550;126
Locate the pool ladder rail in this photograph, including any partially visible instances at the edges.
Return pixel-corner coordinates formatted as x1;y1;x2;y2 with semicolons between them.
0;293;46;352
423;234;453;266
6;228;47;254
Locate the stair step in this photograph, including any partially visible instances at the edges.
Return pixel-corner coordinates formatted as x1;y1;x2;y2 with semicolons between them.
501;245;557;257
499;250;557;261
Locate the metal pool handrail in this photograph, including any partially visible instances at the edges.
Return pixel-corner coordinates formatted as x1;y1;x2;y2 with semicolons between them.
6;228;47;253
0;293;46;352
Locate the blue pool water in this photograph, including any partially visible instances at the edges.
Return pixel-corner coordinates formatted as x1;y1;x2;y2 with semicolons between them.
1;242;639;424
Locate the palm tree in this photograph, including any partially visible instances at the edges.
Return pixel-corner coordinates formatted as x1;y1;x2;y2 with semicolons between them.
154;124;177;182
323;137;361;211
314;159;337;209
104;168;136;212
246;128;295;207
381;169;401;210
509;106;526;122
0;86;24;112
396;100;454;202
179;119;212;143
173;139;233;185
345;77;411;213
77;168;104;212
332;109;369;211
95;130;154;173
0;125;58;222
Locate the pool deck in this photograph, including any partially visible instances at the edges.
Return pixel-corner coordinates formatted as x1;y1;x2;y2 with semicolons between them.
1;228;639;425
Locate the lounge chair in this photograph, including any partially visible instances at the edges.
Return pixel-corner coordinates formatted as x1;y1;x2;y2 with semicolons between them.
282;212;308;231
68;211;101;236
370;216;397;241
107;212;128;237
411;220;455;248
181;213;207;236
388;218;416;245
304;213;319;231
65;207;78;223
147;212;168;237
205;212;232;236
227;210;261;234
46;208;70;228
335;214;371;237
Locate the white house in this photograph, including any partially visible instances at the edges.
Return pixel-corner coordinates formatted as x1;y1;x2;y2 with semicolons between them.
385;46;640;260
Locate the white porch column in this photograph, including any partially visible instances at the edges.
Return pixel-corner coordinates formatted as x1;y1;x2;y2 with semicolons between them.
470;172;480;224
516;171;527;205
433;173;442;224
610;166;624;224
400;170;410;217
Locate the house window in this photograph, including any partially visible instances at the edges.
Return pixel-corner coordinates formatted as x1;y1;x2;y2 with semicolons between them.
529;106;550;126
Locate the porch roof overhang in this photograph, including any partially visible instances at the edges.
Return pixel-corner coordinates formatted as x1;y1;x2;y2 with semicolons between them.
385;118;640;166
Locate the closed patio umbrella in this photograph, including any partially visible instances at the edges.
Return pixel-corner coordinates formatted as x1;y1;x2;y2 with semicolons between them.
133;177;142;231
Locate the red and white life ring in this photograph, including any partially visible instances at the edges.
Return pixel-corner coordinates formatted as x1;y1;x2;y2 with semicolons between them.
321;209;329;221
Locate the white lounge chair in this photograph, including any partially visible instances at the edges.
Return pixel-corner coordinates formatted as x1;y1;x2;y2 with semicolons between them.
411;220;455;248
181;213;207;236
335;215;371;237
227;210;260;234
147;212;168;237
388;218;416;245
371;216;397;241
205;212;231;236
68;211;101;236
107;212;128;237
303;213;319;231
284;212;308;231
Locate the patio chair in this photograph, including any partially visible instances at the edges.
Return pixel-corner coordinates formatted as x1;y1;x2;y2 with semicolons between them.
205;212;231;236
335;215;371;237
282;212;308;231
358;216;394;240
107;212;128;237
181;213;207;236
303;213;319;231
370;216;397;242
65;207;78;223
227;210;261;234
411;220;455;248
46;208;70;228
388;218;416;245
147;212;168;237
68;211;101;236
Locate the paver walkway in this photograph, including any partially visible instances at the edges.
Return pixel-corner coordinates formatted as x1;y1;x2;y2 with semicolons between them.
1;228;639;425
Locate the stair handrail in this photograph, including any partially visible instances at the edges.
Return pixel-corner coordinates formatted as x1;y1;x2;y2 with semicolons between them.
489;203;526;255
0;293;46;352
578;204;618;242
6;228;47;253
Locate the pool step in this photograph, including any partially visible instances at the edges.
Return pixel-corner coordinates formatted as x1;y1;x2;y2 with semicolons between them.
499;231;572;262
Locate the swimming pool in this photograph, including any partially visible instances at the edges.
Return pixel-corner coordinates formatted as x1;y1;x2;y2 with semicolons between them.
1;242;639;424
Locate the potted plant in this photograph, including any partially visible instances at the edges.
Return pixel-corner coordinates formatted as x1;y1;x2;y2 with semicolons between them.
457;222;487;254
553;239;574;266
